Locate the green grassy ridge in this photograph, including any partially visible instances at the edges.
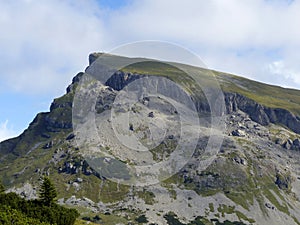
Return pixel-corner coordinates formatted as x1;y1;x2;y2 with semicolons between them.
217;72;300;115
119;59;300;116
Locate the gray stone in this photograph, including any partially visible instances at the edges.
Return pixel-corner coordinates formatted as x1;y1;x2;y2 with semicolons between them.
148;111;154;118
283;140;292;150
76;177;83;183
43;141;53;149
292;138;300;150
232;129;246;137
275;138;285;145
66;133;75;140
265;203;275;210
240;158;247;166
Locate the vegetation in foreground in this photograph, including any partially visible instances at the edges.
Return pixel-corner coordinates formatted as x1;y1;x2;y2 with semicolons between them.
0;177;79;225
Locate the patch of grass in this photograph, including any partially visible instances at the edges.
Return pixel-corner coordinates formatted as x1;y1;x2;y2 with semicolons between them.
217;204;235;217
209;203;215;212
235;211;255;224
137;190;156;205
98;180;129;203
216;204;255;224
169;188;177;200
292;216;300;225
263;188;289;215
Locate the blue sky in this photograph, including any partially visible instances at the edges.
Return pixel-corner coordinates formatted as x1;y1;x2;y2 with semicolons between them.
96;0;131;9
0;0;300;141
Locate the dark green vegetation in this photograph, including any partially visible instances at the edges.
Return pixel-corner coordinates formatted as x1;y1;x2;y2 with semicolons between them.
39;176;57;206
0;178;79;225
135;214;148;223
0;181;4;193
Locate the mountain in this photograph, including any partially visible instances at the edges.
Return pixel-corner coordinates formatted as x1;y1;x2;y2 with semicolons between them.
1;53;300;225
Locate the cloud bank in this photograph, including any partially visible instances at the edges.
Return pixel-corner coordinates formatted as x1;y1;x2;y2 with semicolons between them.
1;0;299;95
105;0;300;88
0;0;109;96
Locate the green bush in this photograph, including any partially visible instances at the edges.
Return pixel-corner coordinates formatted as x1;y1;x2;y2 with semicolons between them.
0;178;79;225
0;205;50;225
135;214;148;223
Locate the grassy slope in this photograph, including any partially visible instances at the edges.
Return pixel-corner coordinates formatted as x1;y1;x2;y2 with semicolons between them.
217;72;300;115
120;60;300;116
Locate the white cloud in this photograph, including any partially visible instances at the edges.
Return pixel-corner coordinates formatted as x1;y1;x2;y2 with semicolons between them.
0;120;18;142
105;0;300;89
266;60;300;88
1;0;300;94
0;0;109;96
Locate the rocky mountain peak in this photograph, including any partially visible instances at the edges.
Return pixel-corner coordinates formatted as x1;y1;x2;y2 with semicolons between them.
1;54;300;225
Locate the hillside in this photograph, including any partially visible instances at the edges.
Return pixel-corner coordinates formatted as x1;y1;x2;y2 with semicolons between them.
1;53;300;225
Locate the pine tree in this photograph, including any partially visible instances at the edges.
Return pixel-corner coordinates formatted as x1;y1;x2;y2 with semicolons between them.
39;176;57;206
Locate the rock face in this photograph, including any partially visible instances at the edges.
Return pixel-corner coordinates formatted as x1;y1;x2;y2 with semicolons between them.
7;183;37;200
231;129;246;137
225;93;300;134
293;139;300;150
281;138;300;150
105;71;143;91
100;71;300;135
275;172;293;190
88;52;104;65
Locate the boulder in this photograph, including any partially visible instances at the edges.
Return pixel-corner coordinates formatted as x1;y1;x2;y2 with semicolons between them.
292;138;300;150
148;112;154;118
231;129;246;137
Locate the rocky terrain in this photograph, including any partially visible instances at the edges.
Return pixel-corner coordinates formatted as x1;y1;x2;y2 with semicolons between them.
1;53;300;225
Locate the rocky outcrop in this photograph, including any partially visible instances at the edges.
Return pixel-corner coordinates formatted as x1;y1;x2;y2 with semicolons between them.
231;129;246;137
281;138;300;150
88;52;104;65
66;72;84;94
44;115;72;130
275;172;293;190
225;93;269;125
43;73;85;131
103;71;300;134
7;183;37;200
105;71;143;91
225;93;300;134
58;157;102;179
101;70;300;134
